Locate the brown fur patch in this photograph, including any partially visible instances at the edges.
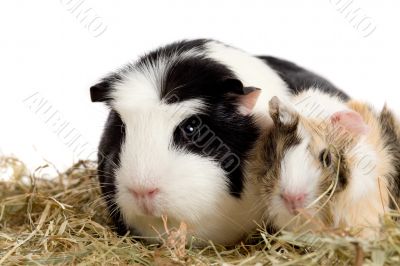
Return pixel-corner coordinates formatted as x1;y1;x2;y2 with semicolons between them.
378;105;400;209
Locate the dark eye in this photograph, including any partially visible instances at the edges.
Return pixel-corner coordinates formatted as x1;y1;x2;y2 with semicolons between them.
184;124;195;134
319;149;332;167
180;115;202;137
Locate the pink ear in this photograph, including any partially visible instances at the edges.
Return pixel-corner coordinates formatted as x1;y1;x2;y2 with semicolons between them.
238;87;261;115
330;110;369;135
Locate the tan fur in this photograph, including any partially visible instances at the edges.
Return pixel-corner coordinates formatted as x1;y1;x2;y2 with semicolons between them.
251;98;398;238
328;101;393;237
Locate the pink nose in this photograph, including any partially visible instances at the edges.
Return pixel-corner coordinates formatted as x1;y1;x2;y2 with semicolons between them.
129;187;159;199
281;192;306;213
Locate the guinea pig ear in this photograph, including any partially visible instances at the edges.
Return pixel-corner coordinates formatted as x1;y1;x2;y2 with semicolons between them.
236;86;262;115
268;96;298;126
220;78;245;94
221;78;261;115
330;110;369;136
90;81;111;102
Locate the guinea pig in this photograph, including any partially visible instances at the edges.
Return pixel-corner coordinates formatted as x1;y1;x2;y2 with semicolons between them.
90;39;347;245
251;93;400;238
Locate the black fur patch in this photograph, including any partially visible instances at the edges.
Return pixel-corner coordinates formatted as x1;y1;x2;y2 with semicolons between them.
97;111;128;235
335;151;350;192
259;55;349;101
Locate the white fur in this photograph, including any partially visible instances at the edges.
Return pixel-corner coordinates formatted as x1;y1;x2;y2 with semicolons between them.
292;89;349;120
347;138;378;201
109;43;286;244
270;128;321;229
280;139;321;196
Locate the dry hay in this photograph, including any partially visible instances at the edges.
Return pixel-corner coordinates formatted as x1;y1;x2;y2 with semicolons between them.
1;156;400;265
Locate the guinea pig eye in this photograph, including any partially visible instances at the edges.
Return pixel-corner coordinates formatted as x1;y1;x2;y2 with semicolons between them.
179;115;202;137
184;124;195;134
319;149;332;167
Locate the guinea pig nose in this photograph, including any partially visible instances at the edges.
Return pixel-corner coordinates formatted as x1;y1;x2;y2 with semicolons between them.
281;192;306;210
129;187;159;199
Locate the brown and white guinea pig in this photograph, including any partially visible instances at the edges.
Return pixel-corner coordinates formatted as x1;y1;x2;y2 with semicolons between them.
251;92;400;238
89;39;348;245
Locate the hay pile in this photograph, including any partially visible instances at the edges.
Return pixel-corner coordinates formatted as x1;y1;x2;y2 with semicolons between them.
1;156;400;265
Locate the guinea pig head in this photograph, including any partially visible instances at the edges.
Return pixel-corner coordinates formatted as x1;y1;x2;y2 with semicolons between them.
259;96;370;232
90;52;263;243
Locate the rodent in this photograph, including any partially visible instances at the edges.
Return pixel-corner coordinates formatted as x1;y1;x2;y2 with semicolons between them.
251;91;400;238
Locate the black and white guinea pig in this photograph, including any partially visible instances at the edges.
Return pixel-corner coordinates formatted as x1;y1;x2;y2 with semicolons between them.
251;91;400;238
89;39;347;245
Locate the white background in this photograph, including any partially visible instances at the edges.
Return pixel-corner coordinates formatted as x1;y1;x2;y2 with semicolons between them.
0;0;399;174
